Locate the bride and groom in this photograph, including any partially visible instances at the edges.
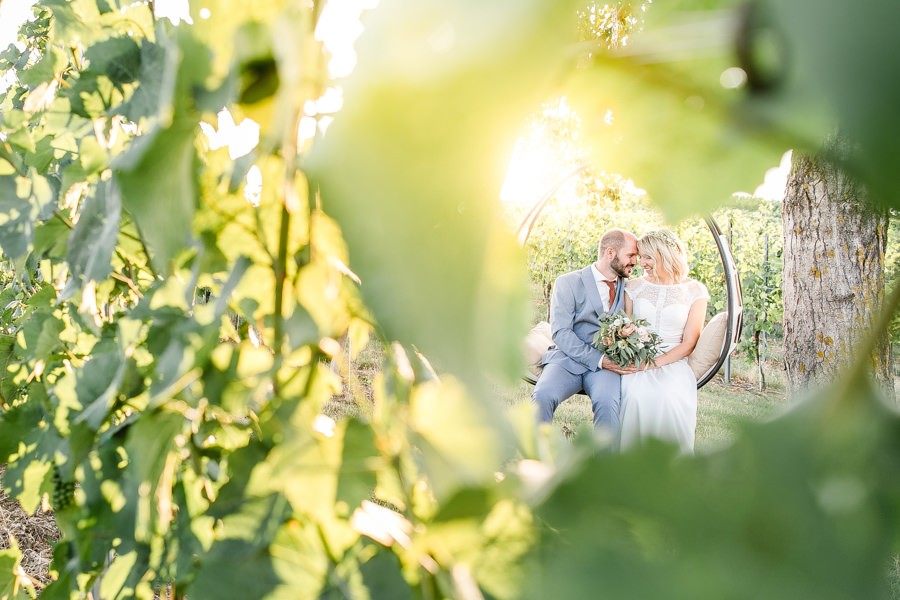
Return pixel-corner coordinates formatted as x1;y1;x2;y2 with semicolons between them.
532;227;709;453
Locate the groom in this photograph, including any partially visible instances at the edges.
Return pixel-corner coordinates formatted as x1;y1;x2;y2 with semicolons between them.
532;228;639;429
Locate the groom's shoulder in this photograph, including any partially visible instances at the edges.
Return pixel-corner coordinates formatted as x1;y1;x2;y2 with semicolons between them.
555;267;588;284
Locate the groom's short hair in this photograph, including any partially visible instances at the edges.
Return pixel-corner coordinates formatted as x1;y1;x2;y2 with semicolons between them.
598;228;629;257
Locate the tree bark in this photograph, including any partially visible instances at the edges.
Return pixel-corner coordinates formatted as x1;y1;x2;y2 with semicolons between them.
782;140;893;402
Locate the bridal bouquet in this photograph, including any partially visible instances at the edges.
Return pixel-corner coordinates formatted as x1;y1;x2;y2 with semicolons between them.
593;312;663;368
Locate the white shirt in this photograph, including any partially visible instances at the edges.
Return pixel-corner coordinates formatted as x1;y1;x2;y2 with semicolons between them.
591;264;617;313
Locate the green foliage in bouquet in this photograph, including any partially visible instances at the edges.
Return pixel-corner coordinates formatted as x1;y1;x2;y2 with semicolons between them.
593;311;663;368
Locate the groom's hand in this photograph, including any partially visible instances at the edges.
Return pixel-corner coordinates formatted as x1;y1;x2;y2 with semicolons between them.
602;360;630;375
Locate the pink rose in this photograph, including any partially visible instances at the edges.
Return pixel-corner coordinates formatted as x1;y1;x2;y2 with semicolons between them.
621;323;637;336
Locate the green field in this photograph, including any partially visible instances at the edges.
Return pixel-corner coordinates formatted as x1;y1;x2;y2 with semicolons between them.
498;353;787;452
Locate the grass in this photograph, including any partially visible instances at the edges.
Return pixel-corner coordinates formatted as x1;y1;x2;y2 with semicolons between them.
0;467;59;590
332;337;790;452
494;355;787;452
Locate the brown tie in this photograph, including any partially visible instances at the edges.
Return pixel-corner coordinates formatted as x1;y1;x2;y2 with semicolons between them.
604;280;616;308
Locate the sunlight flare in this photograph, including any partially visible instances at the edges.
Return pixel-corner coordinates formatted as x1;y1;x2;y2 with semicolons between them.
200;108;260;159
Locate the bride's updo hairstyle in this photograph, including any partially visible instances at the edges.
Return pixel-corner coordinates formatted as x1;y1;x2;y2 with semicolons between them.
638;229;689;283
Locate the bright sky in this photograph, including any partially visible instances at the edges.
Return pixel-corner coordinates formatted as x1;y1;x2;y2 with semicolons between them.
500;97;588;207
0;0;37;50
315;0;380;77
753;150;792;202
500;139;570;206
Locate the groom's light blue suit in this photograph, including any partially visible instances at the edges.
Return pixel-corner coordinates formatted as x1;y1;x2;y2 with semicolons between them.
532;266;624;429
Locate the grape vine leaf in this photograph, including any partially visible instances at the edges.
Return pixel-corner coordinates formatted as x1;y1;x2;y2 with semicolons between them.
0;176;38;259
72;351;126;431
114;118;198;272
65;180;121;290
44;0;102;46
21;312;64;361
83;36;142;87
116;40;171;123
113;27;217;273
191;494;294;599
0;543;25;600
18;45;67;88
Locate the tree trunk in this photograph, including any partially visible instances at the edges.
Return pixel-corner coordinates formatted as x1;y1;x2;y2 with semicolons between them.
782;141;894;402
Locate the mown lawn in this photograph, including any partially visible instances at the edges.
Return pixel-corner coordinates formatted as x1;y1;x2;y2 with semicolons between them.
333;339;790;451
497;362;787;452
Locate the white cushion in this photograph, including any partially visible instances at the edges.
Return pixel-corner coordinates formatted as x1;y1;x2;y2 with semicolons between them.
524;321;553;378
688;312;728;380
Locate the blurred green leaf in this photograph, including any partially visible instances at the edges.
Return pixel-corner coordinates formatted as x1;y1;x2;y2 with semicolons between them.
586;0;900;214
192;495;295;599
24;136;58;173
117;40;172;122
337;419;379;510
73;351;126;431
410;379;516;502
114;118;197;272
65;73;116;119
84;36;141;87
123;409;184;541
352;543;413;600
235;22;279;105
0;543;25;600
97;549;139;600
527;379;900;599
45;0;102;45
762;0;900;206
113;27;215;273
18;46;67;88
307;0;582;386
21;312;64;361
2;406;59;512
566;1;795;220
0;176;37;259
0;402;42;464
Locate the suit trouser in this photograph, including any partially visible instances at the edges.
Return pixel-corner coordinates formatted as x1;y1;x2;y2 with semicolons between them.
532;363;621;430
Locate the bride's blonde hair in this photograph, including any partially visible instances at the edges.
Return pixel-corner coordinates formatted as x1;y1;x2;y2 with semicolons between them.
638;229;689;282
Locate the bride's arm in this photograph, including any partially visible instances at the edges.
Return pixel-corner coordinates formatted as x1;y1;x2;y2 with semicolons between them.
650;298;707;368
624;294;633;316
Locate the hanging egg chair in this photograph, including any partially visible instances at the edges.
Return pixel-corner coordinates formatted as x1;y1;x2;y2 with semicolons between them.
517;171;743;389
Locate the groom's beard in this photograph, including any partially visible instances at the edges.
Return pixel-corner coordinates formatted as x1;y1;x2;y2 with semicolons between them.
611;257;632;278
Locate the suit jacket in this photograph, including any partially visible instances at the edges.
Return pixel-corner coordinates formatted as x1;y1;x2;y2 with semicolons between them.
539;266;625;375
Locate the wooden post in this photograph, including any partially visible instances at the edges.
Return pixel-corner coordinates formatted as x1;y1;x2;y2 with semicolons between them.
758;234;768;391
724;220;733;384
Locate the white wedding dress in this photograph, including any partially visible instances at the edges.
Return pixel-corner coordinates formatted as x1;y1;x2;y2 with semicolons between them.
619;277;709;454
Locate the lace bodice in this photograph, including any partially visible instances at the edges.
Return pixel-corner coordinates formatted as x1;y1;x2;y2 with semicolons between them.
624;278;710;347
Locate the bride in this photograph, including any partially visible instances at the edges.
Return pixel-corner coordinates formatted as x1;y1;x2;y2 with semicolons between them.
616;229;709;454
